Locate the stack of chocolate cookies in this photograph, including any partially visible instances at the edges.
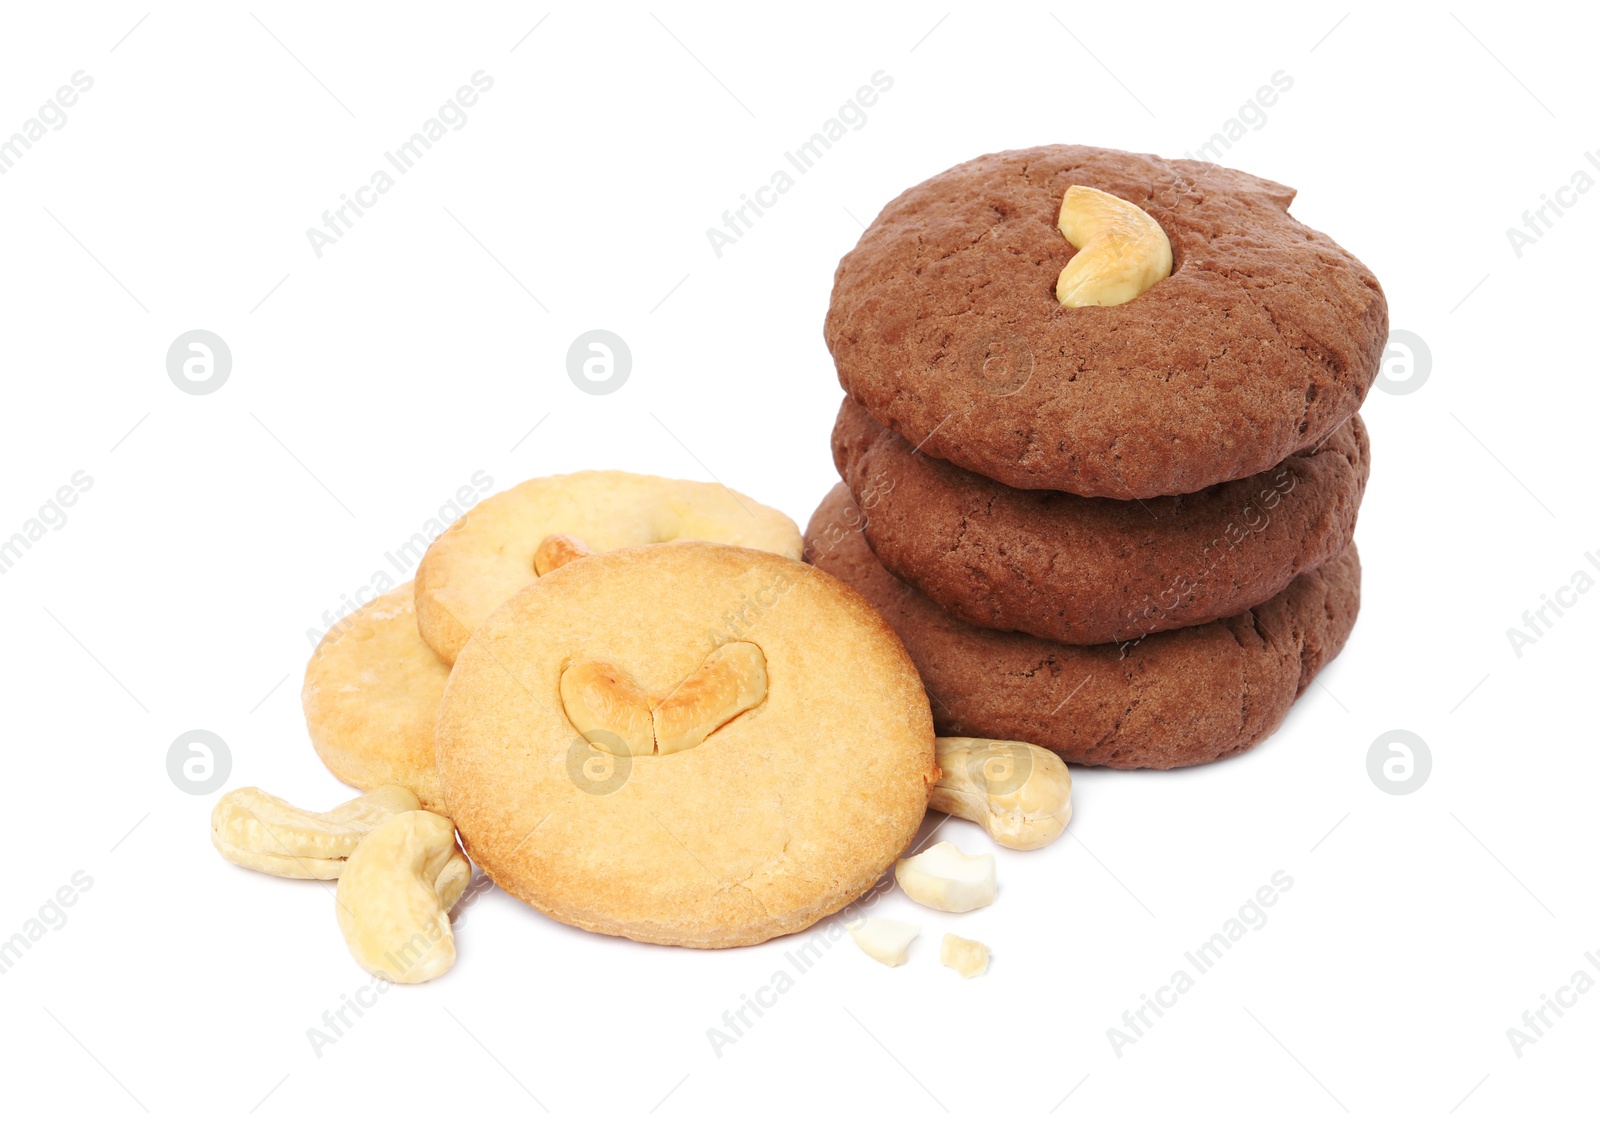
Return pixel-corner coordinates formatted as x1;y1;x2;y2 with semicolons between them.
806;145;1387;768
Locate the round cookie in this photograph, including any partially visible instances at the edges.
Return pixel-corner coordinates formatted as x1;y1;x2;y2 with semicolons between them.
806;484;1360;769
435;542;936;948
302;582;450;813
833;396;1369;644
825;145;1388;499
415;471;805;664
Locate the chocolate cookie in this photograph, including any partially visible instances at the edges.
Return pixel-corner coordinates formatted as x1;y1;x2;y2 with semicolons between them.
824;145;1388;499
833;396;1369;644
805;484;1360;769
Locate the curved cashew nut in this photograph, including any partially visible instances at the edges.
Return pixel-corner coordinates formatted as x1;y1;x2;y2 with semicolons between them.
534;532;594;576
652;642;767;755
560;658;655;757
210;784;420;879
336;810;471;984
558;643;768;758
928;737;1072;850
1055;185;1172;308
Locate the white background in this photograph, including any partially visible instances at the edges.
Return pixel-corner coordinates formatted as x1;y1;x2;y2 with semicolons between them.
1;2;1594;1122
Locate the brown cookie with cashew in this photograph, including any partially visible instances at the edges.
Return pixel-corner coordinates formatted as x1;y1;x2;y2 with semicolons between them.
825;145;1388;499
435;542;937;948
833;396;1370;644
415;471;804;665
806;484;1360;769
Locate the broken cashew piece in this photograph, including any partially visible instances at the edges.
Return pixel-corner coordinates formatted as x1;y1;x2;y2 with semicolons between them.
336;810;471;984
845;918;919;967
560;658;656;758
534;533;594;576
941;933;991;978
210;784;420;879
895;841;997;913
929;737;1073;850
653;641;768;755
1055;185;1173;308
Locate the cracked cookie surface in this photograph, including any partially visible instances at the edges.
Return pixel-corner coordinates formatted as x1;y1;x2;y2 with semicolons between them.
435;542;936;948
806;484;1360;769
824;145;1388;499
833;396;1369;644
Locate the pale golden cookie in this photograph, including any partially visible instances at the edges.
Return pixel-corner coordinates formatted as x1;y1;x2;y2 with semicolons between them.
302;582;450;813
435;543;936;948
415;471;805;665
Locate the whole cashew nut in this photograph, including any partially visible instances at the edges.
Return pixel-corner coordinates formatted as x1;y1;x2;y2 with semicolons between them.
652;642;767;755
928;737;1072;850
1055;185;1173;308
210;784;421;879
534;533;594;576
336;810;471;984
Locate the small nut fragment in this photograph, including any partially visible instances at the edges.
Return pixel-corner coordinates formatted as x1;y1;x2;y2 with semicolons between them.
940;933;990;978
560;658;655;757
844;918;919;967
1055;185;1173;308
534;533;594;576
336;810;471;984
894;841;997;913
211;784;420;879
929;736;1073;850
652;641;767;755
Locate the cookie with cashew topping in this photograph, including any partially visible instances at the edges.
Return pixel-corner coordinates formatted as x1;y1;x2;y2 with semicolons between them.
415;471;804;664
302;582;453;813
436;542;937;948
826;144;1387;499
